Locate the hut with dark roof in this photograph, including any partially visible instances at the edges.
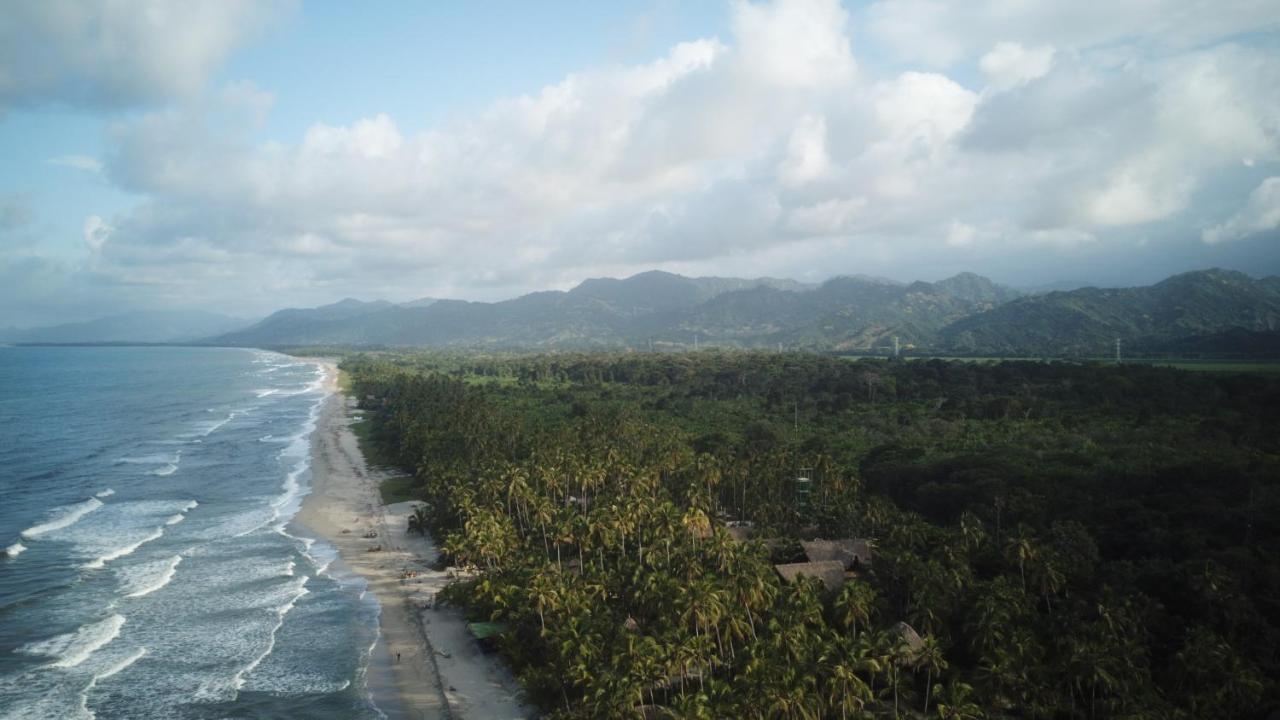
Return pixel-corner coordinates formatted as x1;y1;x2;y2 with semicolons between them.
800;538;873;570
774;560;847;591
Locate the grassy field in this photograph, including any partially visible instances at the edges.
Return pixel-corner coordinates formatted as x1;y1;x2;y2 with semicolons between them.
378;474;419;504
348;415;418;503
1139;360;1280;373
895;355;1280;373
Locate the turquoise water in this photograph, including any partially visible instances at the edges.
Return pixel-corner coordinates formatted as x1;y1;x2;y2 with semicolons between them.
0;347;384;719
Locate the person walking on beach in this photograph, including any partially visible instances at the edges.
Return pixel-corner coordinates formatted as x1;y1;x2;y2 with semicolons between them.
396;652;401;663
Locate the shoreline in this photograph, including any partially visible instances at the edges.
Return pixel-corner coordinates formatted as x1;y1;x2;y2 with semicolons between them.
294;360;529;720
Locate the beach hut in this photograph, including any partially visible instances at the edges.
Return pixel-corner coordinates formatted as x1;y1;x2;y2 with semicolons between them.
774;560;847;591
800;538;874;570
467;621;509;652
891;621;925;662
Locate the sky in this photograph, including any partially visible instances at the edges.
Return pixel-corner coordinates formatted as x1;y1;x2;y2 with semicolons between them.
1;0;1279;327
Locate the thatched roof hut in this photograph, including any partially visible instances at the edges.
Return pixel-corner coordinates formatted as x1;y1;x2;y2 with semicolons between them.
891;621;925;660
774;560;847;590
800;538;873;569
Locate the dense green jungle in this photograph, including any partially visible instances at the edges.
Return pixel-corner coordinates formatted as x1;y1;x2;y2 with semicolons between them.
343;351;1280;719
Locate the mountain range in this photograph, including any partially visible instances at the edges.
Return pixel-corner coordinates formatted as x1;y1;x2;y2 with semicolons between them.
7;269;1279;356
208;268;1279;355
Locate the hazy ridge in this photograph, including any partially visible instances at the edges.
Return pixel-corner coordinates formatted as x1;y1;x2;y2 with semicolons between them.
9;269;1279;356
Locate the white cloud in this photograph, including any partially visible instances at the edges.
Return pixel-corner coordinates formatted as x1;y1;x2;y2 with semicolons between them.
980;42;1055;90
0;0;290;111
787;196;866;235
778;115;831;186
731;0;855;87
1203;177;1280;244
49;155;103;173
83;215;111;252
9;0;1278;319
946;221;977;248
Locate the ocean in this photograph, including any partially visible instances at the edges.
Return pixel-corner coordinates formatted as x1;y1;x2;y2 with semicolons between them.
0;347;385;719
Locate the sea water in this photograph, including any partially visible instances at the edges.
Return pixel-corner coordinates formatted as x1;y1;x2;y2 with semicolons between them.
0;347;384;719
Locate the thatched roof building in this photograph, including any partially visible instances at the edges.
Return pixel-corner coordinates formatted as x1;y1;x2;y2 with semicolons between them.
774;560;847;590
800;538;873;569
891;621;925;660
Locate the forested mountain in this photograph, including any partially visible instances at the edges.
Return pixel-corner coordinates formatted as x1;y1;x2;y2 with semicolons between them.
1;309;248;344
204;268;1280;356
210;298;400;346
940;269;1280;355
209;271;822;348
206;271;1014;349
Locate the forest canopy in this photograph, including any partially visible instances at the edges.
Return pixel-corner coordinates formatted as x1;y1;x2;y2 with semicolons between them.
345;351;1280;719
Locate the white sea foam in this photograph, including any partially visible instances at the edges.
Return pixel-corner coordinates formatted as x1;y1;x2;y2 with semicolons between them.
94;646;147;681
3;541;26;558
84;527;165;569
18;614;126;669
255;389;279;398
193;576;310;702
162;500;197;526
191;412;236;438
120;555;182;598
301;538;337;576
148;464;178;477
116;453;179;465
95;489;115;498
21;498;104;539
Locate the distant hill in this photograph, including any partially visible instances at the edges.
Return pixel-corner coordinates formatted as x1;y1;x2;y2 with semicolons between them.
211;271;815;347
205;270;1020;350
195;268;1280;355
5;310;249;344
211;298;397;346
939;269;1280;355
649;274;1011;351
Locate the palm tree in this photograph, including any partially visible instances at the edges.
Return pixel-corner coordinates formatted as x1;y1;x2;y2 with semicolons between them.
933;680;984;719
1004;527;1037;594
916;634;948;715
833;581;876;641
406;505;429;536
821;638;873;720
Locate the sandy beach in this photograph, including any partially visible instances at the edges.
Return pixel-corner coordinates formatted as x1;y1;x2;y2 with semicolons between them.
295;361;530;720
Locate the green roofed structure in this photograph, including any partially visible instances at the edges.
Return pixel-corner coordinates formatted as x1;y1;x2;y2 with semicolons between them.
467;622;509;641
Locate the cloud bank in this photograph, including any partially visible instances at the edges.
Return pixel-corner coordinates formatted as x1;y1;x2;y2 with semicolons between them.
2;0;1278;322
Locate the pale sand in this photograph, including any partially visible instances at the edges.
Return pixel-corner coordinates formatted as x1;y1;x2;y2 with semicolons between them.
295;361;531;720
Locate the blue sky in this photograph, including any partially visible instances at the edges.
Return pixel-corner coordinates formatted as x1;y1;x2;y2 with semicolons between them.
1;0;1278;326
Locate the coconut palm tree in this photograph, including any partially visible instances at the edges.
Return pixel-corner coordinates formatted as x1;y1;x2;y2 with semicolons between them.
915;634;948;715
834;580;877;642
406;505;429;536
933;680;984;719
